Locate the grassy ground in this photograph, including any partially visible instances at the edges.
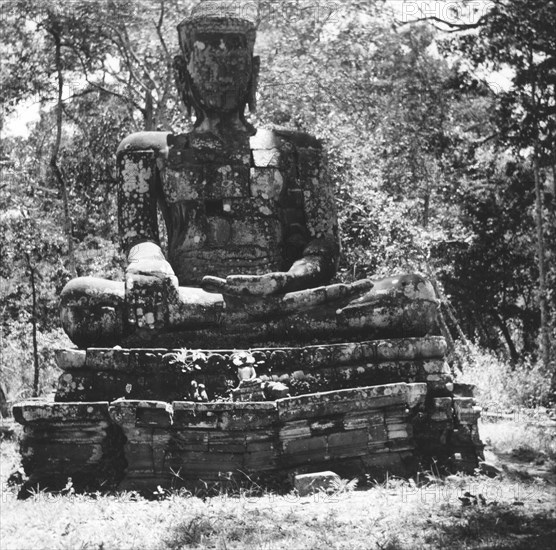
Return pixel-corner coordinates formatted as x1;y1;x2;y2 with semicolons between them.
1;421;555;550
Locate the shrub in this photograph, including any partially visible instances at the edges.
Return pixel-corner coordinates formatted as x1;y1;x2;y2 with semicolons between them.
455;341;554;410
0;324;70;405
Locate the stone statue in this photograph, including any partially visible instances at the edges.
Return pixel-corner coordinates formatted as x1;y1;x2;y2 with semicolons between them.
60;1;438;349
15;3;484;495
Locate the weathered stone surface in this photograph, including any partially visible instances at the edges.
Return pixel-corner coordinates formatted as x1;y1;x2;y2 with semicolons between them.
55;0;444;356
109;385;423;486
15;372;484;491
453;397;481;422
13;401;110;424
56;349;86;370
232;379;266;402
13;401;125;495
54;339;451;403
110;388;420;483
294;471;340;496
453;383;476;397
275;383;422;422
59;337;448;372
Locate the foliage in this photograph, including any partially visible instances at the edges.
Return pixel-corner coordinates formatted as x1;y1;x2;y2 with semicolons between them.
441;156;540;358
440;0;556;367
0;324;68;403
455;341;554;410
443;0;556;159
0;0;554;399
166;349;207;373
480;420;556;461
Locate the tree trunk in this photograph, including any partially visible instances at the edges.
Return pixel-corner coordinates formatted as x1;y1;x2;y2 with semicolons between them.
470;310;489;346
533;149;551;367
426;266;473;368
145;89;154;131
531;133;550;368
552;138;556;203
492;310;519;363
49;27;76;278
527;47;551;371
423;190;430;229
28;261;40;397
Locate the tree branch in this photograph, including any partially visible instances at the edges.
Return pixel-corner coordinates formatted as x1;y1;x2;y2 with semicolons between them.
47;25;76;278
155;0;171;62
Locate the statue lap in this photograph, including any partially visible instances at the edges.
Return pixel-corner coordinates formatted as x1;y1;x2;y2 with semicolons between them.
60;126;439;348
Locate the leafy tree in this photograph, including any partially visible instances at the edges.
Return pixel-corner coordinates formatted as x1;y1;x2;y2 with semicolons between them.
1;0;553;399
441;156;539;359
440;0;556;368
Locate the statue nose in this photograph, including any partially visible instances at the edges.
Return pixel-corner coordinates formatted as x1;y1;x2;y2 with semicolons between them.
211;65;232;81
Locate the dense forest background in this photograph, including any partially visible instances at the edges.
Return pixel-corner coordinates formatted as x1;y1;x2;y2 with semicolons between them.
0;0;554;405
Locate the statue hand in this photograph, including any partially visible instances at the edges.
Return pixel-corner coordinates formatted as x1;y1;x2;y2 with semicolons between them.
125;258;179;330
202;272;292;296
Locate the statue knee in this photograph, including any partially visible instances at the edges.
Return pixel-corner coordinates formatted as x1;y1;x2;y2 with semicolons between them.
116;131;171;156
60;277;126;348
372;274;437;302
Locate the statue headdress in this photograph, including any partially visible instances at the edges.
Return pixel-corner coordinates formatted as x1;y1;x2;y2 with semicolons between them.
174;1;260;127
177;1;258;57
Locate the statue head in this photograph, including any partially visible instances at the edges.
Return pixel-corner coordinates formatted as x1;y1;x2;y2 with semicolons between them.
175;1;260;133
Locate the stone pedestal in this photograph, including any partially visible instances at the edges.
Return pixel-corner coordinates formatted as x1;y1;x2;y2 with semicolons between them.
53;336;452;402
13;336;484;494
13;401;125;495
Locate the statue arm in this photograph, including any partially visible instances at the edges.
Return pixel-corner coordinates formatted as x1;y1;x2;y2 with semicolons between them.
116;132;180;331
117;132;171;255
283;146;340;292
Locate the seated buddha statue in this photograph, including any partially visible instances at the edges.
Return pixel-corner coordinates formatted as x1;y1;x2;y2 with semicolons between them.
60;2;439;349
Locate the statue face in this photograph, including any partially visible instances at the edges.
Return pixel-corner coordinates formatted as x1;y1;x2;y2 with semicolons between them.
187;32;252;113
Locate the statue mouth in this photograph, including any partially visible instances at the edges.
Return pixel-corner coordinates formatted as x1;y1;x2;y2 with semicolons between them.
196;85;247;111
204;94;242;112
203;84;239;93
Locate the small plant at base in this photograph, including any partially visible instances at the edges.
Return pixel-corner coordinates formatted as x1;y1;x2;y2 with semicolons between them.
166;349;206;373
61;477;75;496
153;485;168;501
329;477;359;495
168;515;217;547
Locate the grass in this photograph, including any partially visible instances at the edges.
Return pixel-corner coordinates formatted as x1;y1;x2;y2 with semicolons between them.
1;435;555;550
480;420;556;461
2;344;554;549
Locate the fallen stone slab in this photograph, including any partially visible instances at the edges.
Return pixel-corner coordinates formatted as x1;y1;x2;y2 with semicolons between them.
294;471;340;496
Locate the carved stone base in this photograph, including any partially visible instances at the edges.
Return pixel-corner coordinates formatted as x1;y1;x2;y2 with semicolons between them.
54;336;452;403
14;383;428;493
13;337;484;494
12;401;126;496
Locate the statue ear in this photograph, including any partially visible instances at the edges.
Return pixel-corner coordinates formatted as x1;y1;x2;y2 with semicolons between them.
173;54;193;117
248;55;260;113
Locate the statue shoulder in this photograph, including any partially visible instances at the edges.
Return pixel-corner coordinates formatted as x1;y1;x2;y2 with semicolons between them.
251;128;325;189
250;127;322;152
117;131;172;156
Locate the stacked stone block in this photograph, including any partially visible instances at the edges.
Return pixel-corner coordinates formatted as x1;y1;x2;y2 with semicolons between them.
13;402;125;495
13;336;484;493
